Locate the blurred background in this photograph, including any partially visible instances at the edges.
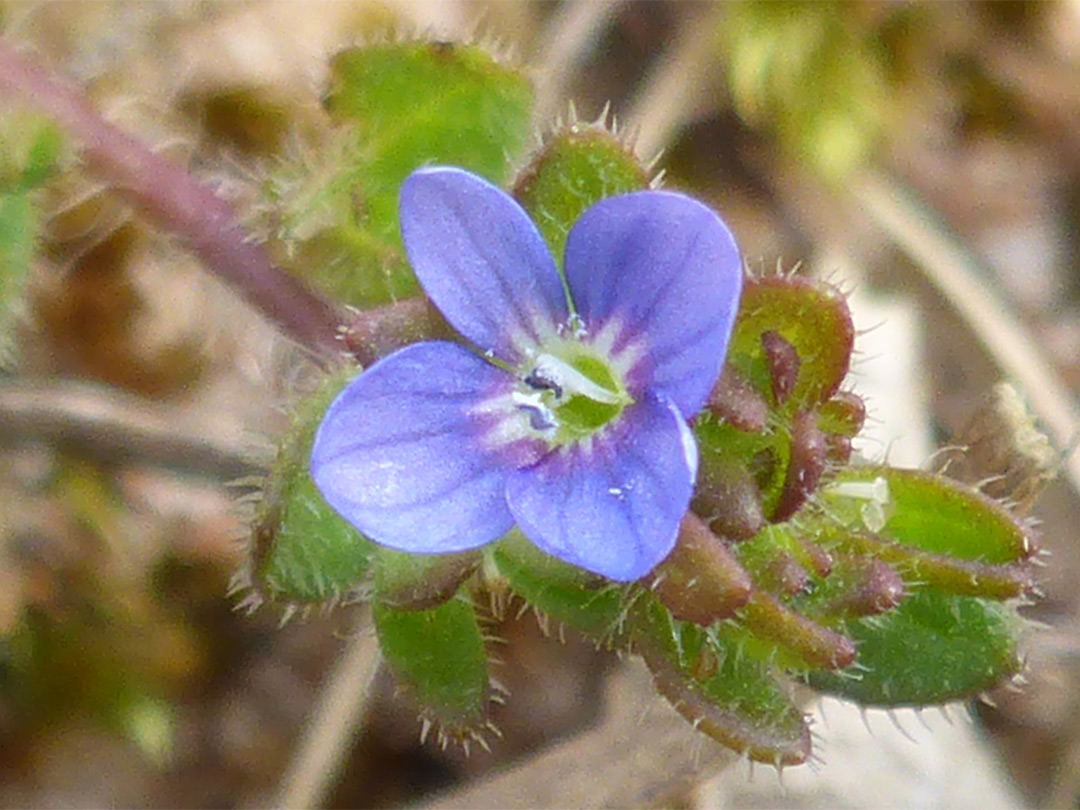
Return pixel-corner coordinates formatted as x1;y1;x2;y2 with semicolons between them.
1;1;1079;807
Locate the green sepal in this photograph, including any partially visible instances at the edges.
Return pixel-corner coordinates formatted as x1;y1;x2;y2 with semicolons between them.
727;275;854;412
253;472;375;606
249;367;375;605
513;123;650;261
371;547;480;611
373;595;490;737
693;413;785;528
491;530;627;642
820;467;1037;564
806;591;1022;706
732;524;821;589
816;527;1034;601
792;554;906;622
631;596;810;766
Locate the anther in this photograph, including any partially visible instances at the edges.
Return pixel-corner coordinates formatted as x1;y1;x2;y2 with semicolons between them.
523;367;563;399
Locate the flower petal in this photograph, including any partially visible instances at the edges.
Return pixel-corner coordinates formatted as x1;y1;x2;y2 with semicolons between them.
505;391;698;581
563;191;742;417
311;341;538;553
400;167;569;364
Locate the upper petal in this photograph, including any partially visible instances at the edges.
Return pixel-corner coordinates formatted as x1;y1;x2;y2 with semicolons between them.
563;191;742;417
400;167;570;364
311;341;540;553
505;390;698;582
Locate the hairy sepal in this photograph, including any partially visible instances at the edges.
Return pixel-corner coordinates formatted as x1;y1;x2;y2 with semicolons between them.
373;594;492;741
631;596;811;766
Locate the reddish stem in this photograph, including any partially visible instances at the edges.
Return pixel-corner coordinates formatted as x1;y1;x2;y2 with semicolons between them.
0;40;344;362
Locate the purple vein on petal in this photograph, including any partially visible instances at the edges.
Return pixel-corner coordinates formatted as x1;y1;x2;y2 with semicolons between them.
505;391;697;581
311;341;535;553
564;191;742;417
400;167;568;364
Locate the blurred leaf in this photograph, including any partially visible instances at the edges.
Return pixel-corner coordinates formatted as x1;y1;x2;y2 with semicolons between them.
0;192;35;325
122;695;175;769
723;1;892;180
18;123;63;190
0;115;62;192
0;117;61;361
277;40;534;307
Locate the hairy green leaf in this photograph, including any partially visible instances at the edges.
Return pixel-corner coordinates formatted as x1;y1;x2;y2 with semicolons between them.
807;591;1021;706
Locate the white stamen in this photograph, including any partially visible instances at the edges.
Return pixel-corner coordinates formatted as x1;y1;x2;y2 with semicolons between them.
825;477;890;504
823;477;891;532
511;390;557;431
530;353;621;404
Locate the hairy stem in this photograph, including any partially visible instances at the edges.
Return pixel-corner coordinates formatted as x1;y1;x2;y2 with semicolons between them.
0;40;344;362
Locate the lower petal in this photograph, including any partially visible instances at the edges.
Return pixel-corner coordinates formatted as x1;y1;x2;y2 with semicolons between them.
311;341;538;553
505;390;698;581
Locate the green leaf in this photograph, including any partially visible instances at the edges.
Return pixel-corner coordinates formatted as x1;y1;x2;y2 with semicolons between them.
492;530;627;641
807;591;1022;706
513;124;650;261
631;597;810;765
281;40;533;307
820;467;1037;564
327;41;533;191
373;595;490;737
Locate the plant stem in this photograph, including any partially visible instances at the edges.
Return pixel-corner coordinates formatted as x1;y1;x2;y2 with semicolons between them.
0;39;344;363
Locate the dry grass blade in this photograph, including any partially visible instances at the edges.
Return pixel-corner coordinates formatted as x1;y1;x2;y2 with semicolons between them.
0;377;266;479
272;607;380;810
854;172;1080;499
531;0;624;124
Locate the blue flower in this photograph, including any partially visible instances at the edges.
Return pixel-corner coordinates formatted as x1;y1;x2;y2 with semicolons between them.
311;167;742;581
